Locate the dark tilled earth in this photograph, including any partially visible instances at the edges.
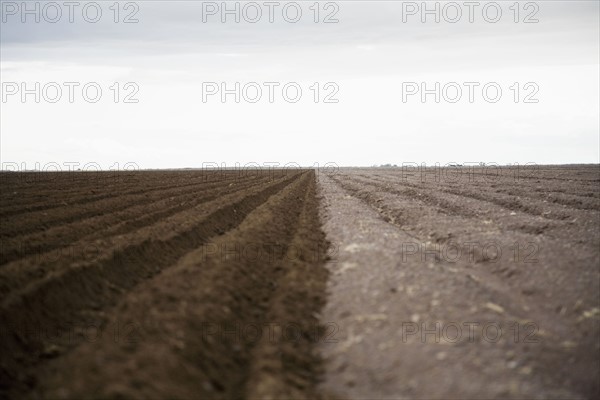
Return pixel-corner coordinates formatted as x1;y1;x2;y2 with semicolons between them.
0;165;598;399
0;170;329;399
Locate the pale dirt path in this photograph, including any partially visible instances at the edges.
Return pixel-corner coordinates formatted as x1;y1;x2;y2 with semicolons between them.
316;172;595;400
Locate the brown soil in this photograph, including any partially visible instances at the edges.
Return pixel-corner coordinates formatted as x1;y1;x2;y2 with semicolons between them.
317;165;599;399
1;165;598;399
0;169;330;399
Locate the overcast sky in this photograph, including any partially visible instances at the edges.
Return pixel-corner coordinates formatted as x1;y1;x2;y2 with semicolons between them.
1;0;598;168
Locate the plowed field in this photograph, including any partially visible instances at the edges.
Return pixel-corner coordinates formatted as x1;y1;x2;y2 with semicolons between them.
1;165;598;399
0;169;330;399
317;165;599;399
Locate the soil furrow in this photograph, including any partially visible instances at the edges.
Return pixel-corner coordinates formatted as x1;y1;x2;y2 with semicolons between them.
0;173;247;239
350;172;581;223
0;175;271;266
0;173;301;397
0;174;297;301
0;171;243;219
29;171;330;399
317;170;599;399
